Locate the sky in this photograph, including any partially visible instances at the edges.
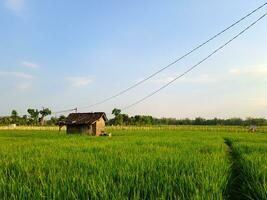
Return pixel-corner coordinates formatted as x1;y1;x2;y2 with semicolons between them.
0;0;267;119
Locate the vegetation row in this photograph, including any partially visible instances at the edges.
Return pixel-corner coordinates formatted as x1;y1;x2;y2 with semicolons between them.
1;108;267;127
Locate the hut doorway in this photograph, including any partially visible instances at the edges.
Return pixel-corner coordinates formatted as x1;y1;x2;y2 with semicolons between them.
92;123;97;136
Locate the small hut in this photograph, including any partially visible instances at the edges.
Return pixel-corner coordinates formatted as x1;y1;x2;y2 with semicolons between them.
65;112;107;136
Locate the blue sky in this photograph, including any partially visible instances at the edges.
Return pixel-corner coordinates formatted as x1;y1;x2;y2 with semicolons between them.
0;0;266;119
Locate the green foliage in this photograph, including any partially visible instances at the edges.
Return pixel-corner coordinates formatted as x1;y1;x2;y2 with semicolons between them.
0;128;266;199
39;108;52;117
46;117;58;126
27;108;40;125
1;107;267;127
0;108;58;126
11;110;18;124
39;108;52;126
0;129;233;199
58;115;66;122
111;108;124;125
0;117;12;125
108;109;267;126
225;135;267;199
112;108;121;117
46;115;66;126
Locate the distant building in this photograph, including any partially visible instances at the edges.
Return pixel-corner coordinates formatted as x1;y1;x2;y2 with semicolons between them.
65;112;107;136
10;124;16;128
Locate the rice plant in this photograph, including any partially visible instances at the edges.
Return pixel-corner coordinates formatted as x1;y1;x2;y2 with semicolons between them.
0;129;266;199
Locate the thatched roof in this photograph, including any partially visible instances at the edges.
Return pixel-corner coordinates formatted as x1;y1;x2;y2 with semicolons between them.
65;112;107;125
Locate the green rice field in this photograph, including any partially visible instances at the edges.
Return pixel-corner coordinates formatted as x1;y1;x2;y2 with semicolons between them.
0;127;266;199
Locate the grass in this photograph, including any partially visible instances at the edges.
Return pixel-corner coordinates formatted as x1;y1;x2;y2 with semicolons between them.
0;128;266;199
1;125;267;133
225;134;267;199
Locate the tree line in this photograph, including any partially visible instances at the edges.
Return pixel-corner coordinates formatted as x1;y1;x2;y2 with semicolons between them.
1;108;266;126
108;108;267;126
0;108;66;126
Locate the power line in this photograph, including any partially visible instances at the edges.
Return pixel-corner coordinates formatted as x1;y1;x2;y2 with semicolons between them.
76;2;267;110
121;13;267;111
53;108;77;115
53;2;267;115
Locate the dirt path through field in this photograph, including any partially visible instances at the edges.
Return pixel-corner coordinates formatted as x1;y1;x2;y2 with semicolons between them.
224;138;244;200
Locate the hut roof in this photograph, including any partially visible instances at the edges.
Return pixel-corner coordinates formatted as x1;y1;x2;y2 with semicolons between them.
65;112;107;125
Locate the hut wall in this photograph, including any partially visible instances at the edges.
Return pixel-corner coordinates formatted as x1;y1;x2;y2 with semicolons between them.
95;117;106;136
67;124;93;135
67;125;81;134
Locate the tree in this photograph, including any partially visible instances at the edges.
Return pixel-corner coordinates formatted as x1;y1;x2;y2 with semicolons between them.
11;110;18;124
112;108;121;117
58;115;66;122
111;108;124;125
194;117;206;125
0;116;12;125
46;116;57;126
39;108;52;126
27;109;39;125
21;115;28;125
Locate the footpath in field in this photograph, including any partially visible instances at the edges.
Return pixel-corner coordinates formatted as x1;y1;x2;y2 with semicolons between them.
224;138;243;200
224;135;267;200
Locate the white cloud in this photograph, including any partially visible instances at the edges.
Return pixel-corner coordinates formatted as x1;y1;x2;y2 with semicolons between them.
21;61;40;69
229;65;267;80
6;0;24;12
0;70;33;92
0;71;33;79
67;77;93;87
13;72;33;79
